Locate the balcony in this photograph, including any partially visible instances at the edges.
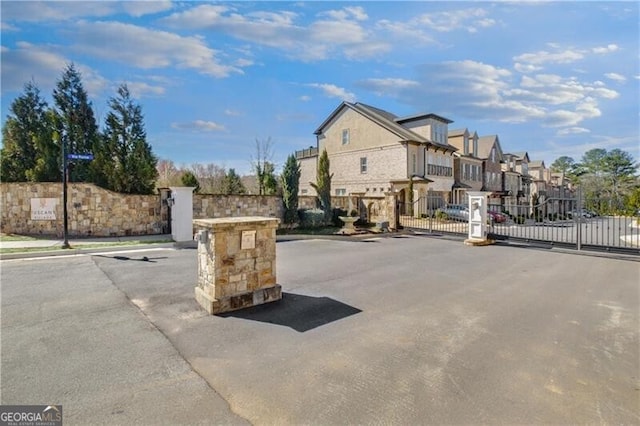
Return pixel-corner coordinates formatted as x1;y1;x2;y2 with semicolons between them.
427;164;453;177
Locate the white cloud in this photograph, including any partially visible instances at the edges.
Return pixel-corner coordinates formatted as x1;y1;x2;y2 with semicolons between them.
592;44;619;54
161;4;389;61
557;127;590;136
513;49;584;66
2;1;171;21
604;72;627;83
70;21;239;77
514;43;622;70
299;95;311;102
122;1;173;17
171;120;226;132
1;42;107;96
357;78;420;97
360;59;620;130
224;109;243;116
122;81;166;98
414;8;496;33
306;83;356;102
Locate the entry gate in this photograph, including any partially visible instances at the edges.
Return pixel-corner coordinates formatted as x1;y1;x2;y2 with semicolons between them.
399;192;640;255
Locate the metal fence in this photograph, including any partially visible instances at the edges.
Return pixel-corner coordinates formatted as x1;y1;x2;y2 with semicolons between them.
398;192;640;255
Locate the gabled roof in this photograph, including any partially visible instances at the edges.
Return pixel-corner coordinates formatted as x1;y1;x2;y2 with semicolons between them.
477;135;503;160
528;160;545;168
511;152;530;162
448;128;469;138
395;112;453;124
314;102;456;151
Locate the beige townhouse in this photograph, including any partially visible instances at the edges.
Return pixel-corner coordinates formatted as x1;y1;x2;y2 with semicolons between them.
301;102;458;210
477;135;505;209
448;128;483;204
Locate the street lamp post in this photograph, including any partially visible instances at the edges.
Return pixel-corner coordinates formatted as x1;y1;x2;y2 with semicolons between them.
60;133;70;249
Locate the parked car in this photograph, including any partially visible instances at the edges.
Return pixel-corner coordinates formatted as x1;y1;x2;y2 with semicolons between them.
436;204;469;221
569;209;595;219
487;210;507;223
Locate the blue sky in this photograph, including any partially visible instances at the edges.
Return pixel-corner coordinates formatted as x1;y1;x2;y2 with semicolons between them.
2;1;638;175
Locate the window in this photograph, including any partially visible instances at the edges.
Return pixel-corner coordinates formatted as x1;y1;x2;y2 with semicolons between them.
412;153;416;174
490;148;495;162
360;157;367;174
335;188;346;196
342;129;350;145
463;138;469;155
301;189;308;194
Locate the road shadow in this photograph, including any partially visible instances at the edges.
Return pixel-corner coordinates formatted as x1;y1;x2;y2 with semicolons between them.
217;292;362;332
94;254;168;263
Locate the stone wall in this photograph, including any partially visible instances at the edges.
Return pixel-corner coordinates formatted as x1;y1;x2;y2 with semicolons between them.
193;194;283;220
1;183;163;237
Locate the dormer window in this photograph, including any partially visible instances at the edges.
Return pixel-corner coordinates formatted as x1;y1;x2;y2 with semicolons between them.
342;129;350;145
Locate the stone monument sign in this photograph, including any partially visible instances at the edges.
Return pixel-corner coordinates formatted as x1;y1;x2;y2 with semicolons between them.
193;216;282;314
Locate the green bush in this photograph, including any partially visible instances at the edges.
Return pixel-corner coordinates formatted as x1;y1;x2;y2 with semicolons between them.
515;215;526;224
435;211;448;221
298;208;327;228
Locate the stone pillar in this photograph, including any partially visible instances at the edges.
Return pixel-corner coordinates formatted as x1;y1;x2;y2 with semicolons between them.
384;192;398;231
193;216;282;314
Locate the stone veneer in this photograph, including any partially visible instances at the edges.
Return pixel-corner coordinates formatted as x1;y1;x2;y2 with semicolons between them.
0;182;162;237
194;216;281;314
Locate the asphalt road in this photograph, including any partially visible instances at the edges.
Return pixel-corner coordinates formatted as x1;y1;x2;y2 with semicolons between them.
2;237;639;425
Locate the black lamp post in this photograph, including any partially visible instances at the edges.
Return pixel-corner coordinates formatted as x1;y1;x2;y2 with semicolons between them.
60;132;70;249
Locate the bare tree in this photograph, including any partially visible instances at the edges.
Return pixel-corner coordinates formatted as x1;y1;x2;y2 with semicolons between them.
156;159;181;188
190;162;227;193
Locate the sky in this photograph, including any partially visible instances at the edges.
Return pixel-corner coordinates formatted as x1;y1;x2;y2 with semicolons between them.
1;1;639;175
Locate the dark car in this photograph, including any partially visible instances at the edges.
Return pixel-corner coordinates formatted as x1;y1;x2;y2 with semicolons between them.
487;210;507;223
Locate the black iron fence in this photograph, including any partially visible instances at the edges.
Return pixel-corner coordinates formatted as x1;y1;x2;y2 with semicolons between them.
398;191;640;255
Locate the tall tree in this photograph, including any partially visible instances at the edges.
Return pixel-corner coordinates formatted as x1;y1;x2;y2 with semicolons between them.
96;84;158;194
550;156;575;174
602;149;637;210
578;148;607;177
281;154;301;225
310;148;332;222
0;81;57;181
222;168;246;194
180;170;200;192
262;161;278;195
52;63;99;182
251;137;276;195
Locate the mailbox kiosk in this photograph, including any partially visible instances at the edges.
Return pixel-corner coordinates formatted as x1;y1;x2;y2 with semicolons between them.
465;191;494;246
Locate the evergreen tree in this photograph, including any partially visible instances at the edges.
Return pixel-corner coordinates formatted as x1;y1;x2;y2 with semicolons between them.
281;154;301;225
0;81;57;181
52;63;99;182
222;168;246;194
97;84;158;194
262;161;278;195
180;170;200;193
310;149;332;222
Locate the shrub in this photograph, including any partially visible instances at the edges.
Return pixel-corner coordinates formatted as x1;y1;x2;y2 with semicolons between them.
435;211;448;221
515;215;526;224
298;208;326;228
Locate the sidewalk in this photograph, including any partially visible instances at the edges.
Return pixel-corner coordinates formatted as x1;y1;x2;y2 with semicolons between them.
0;234;177;258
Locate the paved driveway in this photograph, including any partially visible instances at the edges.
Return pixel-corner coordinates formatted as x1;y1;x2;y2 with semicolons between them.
2;237;639;424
